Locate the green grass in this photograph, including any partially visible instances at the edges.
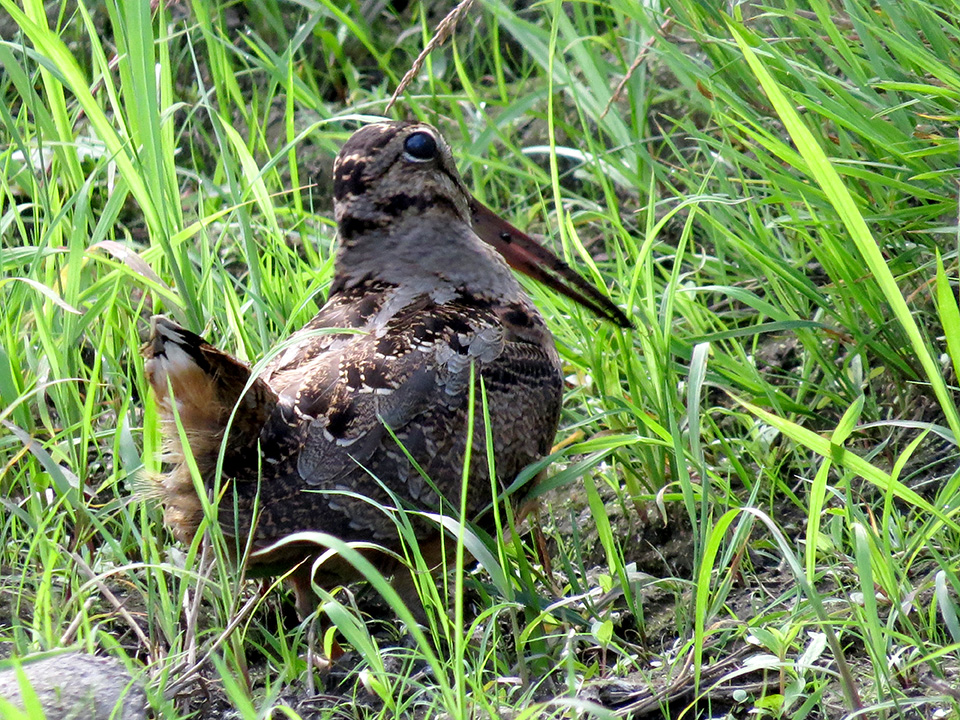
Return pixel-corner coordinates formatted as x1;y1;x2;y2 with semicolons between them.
2;0;960;717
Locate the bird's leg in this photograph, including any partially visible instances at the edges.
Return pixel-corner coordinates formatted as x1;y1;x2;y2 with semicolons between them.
285;559;320;621
388;560;432;629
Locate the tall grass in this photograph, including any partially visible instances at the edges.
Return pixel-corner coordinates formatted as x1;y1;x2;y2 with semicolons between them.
1;0;959;717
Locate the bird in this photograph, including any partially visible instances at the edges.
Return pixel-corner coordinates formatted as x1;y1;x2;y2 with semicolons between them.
143;120;630;618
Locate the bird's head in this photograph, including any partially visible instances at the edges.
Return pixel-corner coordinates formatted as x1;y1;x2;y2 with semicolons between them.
333;122;472;245
331;120;631;328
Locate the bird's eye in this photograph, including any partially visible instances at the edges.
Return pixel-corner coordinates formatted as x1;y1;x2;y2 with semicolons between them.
402;131;438;162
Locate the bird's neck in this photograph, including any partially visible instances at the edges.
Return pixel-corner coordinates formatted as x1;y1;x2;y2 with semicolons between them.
330;214;526;305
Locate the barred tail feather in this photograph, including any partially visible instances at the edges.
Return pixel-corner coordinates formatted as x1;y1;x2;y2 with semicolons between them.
142;316;277;543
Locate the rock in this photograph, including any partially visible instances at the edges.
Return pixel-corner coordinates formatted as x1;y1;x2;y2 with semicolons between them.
0;652;147;720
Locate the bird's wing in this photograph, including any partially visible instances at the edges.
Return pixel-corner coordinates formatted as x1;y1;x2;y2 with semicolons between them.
260;280;397;380
293;302;506;489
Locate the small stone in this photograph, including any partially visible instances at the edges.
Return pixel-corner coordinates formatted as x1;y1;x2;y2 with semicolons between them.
0;652;147;720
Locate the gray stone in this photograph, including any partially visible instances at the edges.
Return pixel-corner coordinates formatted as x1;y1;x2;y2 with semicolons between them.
0;653;147;720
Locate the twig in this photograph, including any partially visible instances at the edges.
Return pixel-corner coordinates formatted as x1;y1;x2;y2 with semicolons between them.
611;644;755;716
59;596;96;646
70;552;155;662
183;537;212;670
921;675;960;702
164;589;262;697
601;11;674;120
386;0;477;112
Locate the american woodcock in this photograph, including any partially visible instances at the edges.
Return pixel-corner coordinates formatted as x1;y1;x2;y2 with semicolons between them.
144;121;629;616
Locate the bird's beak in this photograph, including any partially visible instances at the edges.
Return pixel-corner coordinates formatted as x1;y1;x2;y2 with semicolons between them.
470;200;632;328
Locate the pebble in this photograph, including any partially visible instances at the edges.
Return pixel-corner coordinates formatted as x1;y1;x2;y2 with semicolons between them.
0;652;147;720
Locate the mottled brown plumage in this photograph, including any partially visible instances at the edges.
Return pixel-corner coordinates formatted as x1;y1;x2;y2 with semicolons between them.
144;121;627;616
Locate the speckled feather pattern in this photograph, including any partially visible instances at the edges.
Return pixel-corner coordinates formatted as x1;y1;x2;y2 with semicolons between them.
143;121;567;611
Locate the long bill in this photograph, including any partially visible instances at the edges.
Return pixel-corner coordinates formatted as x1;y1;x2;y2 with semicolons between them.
470;200;632;329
